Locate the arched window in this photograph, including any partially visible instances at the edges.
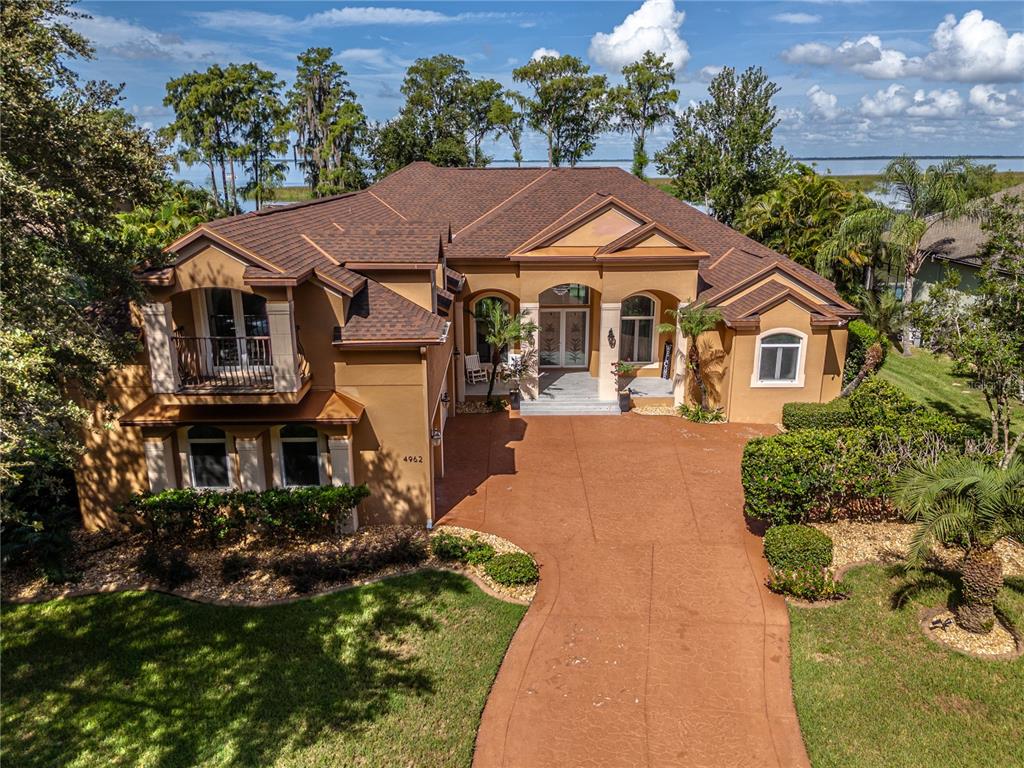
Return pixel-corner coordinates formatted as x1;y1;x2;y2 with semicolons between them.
619;294;656;363
188;425;230;488
473;296;511;364
280;424;321;487
756;332;803;384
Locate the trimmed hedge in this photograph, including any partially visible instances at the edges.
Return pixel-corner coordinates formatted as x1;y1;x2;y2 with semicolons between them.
764;524;833;571
782;399;857;430
843;319;888;386
123;485;370;543
742;416;974;526
484;552;539;586
766;567;846;601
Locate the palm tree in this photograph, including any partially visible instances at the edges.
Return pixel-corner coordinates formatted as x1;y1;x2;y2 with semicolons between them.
895;455;1024;633
819;156;987;356
856;288;905;346
658;303;722;410
477;299;538;403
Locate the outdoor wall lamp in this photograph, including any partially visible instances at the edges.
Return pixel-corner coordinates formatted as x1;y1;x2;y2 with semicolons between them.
440;392;450;404
607;328;616;348
453;346;461;357
430;428;443;446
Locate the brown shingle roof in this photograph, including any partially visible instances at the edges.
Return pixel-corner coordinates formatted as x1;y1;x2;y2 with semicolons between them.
336;280;448;346
166;163;850;341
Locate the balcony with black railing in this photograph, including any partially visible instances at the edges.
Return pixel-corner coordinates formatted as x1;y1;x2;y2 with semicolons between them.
174;335;275;392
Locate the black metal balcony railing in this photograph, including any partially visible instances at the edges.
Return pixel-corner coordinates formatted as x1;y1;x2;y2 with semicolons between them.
174;335;274;390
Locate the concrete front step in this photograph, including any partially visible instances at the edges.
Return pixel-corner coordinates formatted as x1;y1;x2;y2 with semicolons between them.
519;400;621;415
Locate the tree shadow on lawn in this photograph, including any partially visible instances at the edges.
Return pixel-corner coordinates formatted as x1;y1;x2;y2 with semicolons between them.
2;570;472;768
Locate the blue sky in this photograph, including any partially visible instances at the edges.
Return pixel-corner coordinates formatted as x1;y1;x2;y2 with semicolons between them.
71;0;1024;180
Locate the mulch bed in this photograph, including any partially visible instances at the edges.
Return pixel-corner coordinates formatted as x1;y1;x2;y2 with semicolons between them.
920;607;1022;660
2;525;535;606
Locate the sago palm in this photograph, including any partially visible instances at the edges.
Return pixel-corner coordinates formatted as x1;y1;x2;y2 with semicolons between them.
895;455;1024;633
478;299;538;403
819;156;986;355
658;303;722;410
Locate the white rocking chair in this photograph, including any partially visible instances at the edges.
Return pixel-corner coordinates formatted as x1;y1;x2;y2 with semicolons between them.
465;354;488;384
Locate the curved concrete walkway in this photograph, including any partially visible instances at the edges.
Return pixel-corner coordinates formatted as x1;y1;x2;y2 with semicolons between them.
436;412;809;768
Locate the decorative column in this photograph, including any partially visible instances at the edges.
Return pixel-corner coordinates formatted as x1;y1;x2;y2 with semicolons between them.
143;436;175;492
520;301;540;400
235;436;267;491
142;302;179;393
453;300;466;403
328;435;358;531
673;302;688;407
598;302;621;401
266;300;300;392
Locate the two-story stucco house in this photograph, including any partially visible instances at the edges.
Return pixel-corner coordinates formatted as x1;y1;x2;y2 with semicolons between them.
76;162;857;530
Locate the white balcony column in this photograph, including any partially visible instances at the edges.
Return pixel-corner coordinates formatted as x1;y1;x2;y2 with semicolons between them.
598;302;621;401
143;435;175;492
673;302;688;407
266;300;300;392
520;302;540;400
453;299;466;403
142;301;179;393
328;435;358;531
235;436;267;491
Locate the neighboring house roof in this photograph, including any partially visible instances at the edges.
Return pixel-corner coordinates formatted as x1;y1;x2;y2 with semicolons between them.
920;182;1024;268
163;162;852;341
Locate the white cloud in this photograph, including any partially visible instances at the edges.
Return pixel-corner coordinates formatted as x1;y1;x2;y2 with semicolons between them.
530;48;561;61
335;48;405;70
859;84;913;117
807;85;841;119
72;12;245;62
994;117;1018;129
905;88;963;118
697;65;723;82
191;6;518;37
969;84;1023;116
588;0;690;72
858;84;962;118
773;13;822;25
781;10;1024;82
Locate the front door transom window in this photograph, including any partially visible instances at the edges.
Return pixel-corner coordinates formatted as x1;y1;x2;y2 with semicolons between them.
619;294;655;363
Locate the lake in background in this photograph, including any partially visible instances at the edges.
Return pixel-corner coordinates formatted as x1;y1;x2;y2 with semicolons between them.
178;156;1024;213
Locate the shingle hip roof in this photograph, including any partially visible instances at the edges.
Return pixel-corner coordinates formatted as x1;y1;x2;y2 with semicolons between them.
162;161;851;343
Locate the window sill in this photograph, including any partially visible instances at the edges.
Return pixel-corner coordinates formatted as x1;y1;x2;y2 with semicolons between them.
749;379;805;389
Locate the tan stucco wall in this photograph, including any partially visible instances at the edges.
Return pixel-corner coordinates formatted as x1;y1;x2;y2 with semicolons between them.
75;365;153;530
723;303;847;424
363;270;434;311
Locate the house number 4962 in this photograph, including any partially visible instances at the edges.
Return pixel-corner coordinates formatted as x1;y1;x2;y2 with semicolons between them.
403;455;424;463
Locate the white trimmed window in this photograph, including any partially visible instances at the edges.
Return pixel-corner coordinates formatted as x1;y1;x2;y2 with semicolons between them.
753;331;805;387
619;294;656;364
188;426;232;488
279;424;324;487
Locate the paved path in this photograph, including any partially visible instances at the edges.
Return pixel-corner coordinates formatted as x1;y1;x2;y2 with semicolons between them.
436;413;810;768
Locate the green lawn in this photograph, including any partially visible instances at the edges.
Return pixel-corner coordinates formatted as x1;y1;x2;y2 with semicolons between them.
1;570;526;768
244;186;313;203
879;348;1022;436
790;565;1024;768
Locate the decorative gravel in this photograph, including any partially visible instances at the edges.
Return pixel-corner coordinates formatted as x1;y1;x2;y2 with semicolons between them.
2;525;535;606
813;521;1024;577
922;610;1021;658
431;525;538;603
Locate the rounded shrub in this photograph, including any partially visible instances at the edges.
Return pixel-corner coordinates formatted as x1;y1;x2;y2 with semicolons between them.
763;524;833;571
484;552;539;586
431;532;470;561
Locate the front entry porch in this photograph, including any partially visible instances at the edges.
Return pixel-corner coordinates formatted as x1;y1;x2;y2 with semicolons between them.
465;370;674;414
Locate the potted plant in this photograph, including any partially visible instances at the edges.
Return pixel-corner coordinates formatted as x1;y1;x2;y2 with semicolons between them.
612;361;638;412
501;347;537;411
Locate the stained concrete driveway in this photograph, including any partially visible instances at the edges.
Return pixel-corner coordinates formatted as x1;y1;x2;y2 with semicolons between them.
436;412;810;768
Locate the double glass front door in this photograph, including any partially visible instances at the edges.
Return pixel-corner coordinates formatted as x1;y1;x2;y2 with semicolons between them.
538;309;589;368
